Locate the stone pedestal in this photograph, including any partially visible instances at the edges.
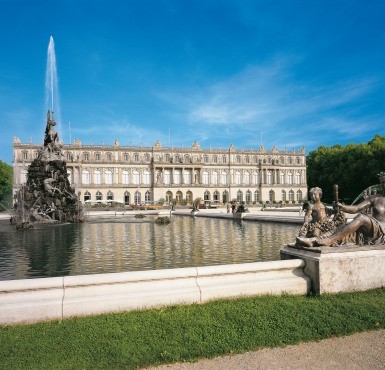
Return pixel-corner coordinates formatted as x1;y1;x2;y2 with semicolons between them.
280;245;385;294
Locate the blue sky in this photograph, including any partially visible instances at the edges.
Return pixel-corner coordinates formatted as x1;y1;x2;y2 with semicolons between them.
1;0;385;165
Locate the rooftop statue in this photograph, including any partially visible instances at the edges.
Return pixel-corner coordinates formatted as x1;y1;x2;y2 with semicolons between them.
295;172;385;248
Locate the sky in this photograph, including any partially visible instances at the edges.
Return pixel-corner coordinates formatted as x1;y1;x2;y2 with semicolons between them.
1;0;385;165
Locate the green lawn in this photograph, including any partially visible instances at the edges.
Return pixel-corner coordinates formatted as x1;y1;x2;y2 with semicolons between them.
0;289;384;369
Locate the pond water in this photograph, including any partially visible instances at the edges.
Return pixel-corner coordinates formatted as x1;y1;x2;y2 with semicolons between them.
0;215;298;280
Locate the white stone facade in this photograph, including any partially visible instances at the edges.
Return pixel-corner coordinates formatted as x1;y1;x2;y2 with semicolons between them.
13;138;308;205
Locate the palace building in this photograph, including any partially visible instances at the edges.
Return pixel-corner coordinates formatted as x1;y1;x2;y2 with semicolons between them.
12;137;307;205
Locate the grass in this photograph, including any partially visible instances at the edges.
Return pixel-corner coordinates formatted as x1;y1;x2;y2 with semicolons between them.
0;289;384;369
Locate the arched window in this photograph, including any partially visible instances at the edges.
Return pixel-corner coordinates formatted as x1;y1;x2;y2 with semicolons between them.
186;191;193;204
122;170;129;185
174;170;181;185
282;190;287;202
82;170;90;185
244;171;251;185
237;190;243;203
124;191;130;205
288;172;293;185
96;191;102;201
133;170;140;185
254;190;260;203
213;190;220;202
221;171;228;185
107;190;114;201
253;172;259;185
105;170;113;185
145;190;151;203
266;171;272;185
222;190;229;204
289;190;295;201
94;170;101;185
204;190;210;201
295;172;301;185
296;190;303;202
212;171;219;185
280;172;285;184
184;170;192;185
269;190;275;202
176;191;182;203
202;171;209;185
134;191;141;204
245;190;252;204
20;169;28;184
143;170;151;185
288;156;293;165
165;191;173;203
163;170;171;185
235;171;241;185
67;169;72;185
84;191;91;202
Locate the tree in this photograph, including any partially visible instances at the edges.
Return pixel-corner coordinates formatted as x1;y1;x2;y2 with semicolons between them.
306;135;385;204
0;160;12;209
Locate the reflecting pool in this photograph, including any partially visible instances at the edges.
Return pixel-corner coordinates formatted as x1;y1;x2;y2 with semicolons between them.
0;215;298;280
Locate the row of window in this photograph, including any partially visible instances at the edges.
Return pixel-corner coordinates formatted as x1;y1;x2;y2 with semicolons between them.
82;188;304;205
19;149;304;166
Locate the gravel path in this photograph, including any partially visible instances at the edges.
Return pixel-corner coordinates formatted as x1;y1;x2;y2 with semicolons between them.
146;329;385;370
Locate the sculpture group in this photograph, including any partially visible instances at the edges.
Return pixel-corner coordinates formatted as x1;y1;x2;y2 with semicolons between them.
293;173;385;248
11;111;83;228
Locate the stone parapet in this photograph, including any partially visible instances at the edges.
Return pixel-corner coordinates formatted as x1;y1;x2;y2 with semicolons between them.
0;259;309;325
280;245;385;294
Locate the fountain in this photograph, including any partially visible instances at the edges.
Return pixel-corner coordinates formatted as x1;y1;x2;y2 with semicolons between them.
11;37;83;228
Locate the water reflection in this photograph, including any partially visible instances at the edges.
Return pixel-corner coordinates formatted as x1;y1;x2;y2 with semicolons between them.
0;215;298;280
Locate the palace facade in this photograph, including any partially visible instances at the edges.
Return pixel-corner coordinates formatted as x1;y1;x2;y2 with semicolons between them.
13;137;308;205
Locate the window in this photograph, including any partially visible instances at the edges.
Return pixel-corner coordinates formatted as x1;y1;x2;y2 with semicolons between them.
280;172;285;184
165;154;171;162
295;172;301;185
236;155;241;164
244;171;251;185
133;170;140;185
67;170;72;185
134;191;141;204
289;190;295;201
222;190;229;204
237;190;243;202
123;153;129;161
203;155;209;163
184;155;191;163
235;171;241;185
122;170;129;185
83;153;89;161
66;152;73;161
94;170;101;185
288;156;293;165
107;191;114;201
279;156;284;164
106;153;112;161
253;172;259;185
267;171;272;184
288;172;293;185
174;170;181;185
134;153;139;162
269;190;275;202
84;191;91;202
296;157;302;165
246;190;252;204
22;151;28;160
96;191;102;201
34;151;39;159
202;171;209;185
105;170;113;185
254;190;260;203
143;170;151;185
213;191;220;202
184;170;192;185
82;170;90;185
176;191;182;203
282;190;287;202
221;171;228;185
124;191;130;205
212;171;219;185
95;152;100;161
267;156;272;164
213;155;218;164
20;170;28;184
296;190;303;202
144;153;150;162
245;156;250;164
163;170;171;185
204;190;210;201
174;154;181;163
222;155;227;164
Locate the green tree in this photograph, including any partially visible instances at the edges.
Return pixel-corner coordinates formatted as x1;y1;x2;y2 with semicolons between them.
0;160;13;209
307;135;385;204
